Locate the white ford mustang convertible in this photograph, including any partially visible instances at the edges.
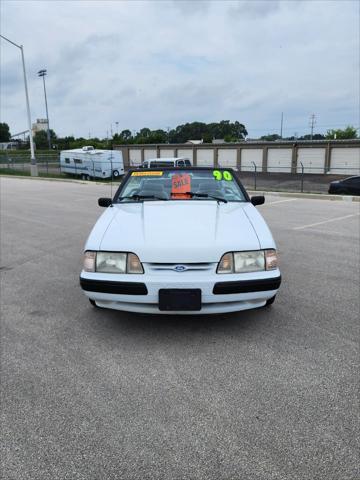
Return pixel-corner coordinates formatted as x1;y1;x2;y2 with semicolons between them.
80;167;281;314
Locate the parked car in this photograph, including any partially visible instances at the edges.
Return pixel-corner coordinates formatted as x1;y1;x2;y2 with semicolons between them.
80;167;281;314
141;157;192;168
328;176;360;195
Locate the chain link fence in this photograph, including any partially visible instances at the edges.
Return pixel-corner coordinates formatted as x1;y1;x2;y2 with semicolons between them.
0;153;358;194
236;164;359;194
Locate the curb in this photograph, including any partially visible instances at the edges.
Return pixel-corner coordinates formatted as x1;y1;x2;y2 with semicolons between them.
1;175;359;202
247;190;360;202
0;175;109;186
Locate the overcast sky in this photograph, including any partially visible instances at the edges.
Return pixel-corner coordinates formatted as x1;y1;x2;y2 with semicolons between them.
1;0;359;139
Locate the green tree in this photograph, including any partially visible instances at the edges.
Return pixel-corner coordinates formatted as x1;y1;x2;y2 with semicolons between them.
168;121;247;143
260;134;281;141
298;134;325;140
0;122;11;142
33;129;57;149
112;129;133;144
325;126;358;140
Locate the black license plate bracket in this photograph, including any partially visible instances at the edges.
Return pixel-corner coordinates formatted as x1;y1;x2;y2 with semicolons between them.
159;289;202;311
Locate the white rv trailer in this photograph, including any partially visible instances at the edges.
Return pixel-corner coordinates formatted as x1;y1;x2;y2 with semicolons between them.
60;146;124;179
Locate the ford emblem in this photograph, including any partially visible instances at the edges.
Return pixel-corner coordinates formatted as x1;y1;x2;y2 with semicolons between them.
174;265;187;272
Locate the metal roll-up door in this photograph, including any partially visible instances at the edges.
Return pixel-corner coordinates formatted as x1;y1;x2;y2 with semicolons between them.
297;148;325;173
197;149;214;166
144;149;157;160
160;149;174;158
241;149;262;172
218;149;237;168
129;149;142;166
177;149;193;163
330;148;360;175
268;148;292;173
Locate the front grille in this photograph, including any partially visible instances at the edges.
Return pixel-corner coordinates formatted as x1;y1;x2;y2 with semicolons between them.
146;263;214;273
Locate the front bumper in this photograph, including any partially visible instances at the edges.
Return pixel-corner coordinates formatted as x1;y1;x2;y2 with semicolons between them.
80;269;281;314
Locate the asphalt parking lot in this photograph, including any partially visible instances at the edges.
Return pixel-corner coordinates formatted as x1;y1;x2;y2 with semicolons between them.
1;177;359;480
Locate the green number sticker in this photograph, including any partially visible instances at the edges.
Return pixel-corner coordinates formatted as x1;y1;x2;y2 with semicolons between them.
213;170;222;181
213;170;233;181
223;171;233;181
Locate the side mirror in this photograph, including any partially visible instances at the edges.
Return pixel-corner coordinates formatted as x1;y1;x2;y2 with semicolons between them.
98;197;112;207
251;195;265;206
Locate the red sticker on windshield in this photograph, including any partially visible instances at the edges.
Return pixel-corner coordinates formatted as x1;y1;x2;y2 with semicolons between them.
171;174;191;198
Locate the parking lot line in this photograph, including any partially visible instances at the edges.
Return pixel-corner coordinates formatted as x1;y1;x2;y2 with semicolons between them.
263;199;297;206
294;213;360;230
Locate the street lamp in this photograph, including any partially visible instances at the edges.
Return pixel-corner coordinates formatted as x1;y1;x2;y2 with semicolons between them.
0;34;37;175
38;69;51;150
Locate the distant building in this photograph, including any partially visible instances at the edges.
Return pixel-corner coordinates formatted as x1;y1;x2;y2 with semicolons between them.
212;139;225;144
32;118;48;136
186;139;203;145
0;142;18;150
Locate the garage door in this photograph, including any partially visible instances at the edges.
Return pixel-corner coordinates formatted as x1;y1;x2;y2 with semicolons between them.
160;149;175;158
197;149;214;166
218;149;237;168
241;149;262;172
177;149;193;163
330;148;360;175
144;149;157;160
297;148;325;173
129;149;142;166
268;148;292;173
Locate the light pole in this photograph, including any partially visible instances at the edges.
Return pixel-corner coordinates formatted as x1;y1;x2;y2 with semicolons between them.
38;69;51;150
0;34;37;175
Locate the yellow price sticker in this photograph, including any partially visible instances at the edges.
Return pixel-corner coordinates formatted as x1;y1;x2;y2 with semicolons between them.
131;171;164;176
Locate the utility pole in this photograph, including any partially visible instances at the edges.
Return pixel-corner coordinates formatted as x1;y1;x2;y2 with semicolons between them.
166;126;171;144
115;121;119;135
0;34;37;174
280;112;283;138
38;69;51;150
309;114;316;140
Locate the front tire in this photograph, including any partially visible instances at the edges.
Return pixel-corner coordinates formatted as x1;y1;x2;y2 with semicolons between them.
113;170;120;178
89;298;98;308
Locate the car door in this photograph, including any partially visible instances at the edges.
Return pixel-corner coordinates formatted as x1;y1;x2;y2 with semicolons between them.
347;177;360;195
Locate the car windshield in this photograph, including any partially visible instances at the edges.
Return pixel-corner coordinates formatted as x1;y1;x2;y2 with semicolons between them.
116;169;246;203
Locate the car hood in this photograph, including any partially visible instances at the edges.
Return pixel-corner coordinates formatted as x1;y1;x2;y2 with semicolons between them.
85;201;276;263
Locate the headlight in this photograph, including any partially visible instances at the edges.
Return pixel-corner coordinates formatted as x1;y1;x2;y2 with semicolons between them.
217;250;278;274
83;251;143;274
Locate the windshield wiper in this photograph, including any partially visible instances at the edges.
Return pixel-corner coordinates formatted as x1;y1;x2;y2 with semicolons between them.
184;191;228;203
118;194;168;202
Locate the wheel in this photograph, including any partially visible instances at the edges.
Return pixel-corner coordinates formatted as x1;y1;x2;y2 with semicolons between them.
81;173;87;180
265;295;276;306
113;170;120;178
89;298;98;307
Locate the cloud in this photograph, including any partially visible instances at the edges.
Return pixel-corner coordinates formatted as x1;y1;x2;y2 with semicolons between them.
0;0;358;138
